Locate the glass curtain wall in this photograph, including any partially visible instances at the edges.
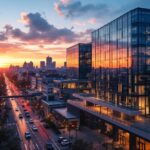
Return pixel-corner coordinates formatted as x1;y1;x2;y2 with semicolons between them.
66;45;79;79
92;8;150;116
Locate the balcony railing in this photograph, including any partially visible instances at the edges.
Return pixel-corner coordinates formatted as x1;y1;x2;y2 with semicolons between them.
68;100;132;126
68;100;150;141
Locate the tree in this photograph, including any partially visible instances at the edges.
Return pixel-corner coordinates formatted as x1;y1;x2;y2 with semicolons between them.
72;139;93;150
0;127;21;150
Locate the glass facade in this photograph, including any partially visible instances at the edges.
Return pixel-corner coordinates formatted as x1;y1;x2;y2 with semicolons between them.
92;8;150;116
67;43;92;79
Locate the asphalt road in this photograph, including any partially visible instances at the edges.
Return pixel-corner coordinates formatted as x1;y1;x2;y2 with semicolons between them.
4;75;53;150
4;74;70;150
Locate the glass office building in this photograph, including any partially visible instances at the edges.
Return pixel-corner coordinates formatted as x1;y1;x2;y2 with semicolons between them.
67;43;92;79
92;8;150;116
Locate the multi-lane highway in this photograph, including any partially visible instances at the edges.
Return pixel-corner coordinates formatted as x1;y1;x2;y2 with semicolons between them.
4;75;60;150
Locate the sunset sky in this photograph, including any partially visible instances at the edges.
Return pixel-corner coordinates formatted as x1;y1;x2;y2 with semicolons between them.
0;0;149;68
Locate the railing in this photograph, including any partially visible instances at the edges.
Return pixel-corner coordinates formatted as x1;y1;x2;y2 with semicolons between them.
68;100;150;141
68;100;132;127
0;95;36;99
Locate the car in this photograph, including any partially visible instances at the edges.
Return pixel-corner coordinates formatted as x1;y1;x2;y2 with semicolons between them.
29;119;34;124
32;125;38;131
25;131;31;139
24;109;27;112
25;112;30;117
19;113;23;119
15;108;19;111
57;136;65;143
46;142;54;150
26;113;30;117
61;139;70;146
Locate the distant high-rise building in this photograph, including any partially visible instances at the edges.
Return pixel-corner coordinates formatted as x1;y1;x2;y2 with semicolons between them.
40;61;45;69
22;61;34;71
46;56;52;69
64;62;67;68
23;61;27;69
28;61;34;70
52;61;56;69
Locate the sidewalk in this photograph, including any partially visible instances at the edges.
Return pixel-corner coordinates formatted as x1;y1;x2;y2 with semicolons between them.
60;126;112;150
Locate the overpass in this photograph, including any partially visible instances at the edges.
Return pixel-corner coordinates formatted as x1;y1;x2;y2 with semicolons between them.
0;94;42;99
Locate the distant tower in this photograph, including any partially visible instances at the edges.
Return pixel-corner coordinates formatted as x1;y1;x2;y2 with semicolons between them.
64;62;67;68
23;61;27;69
52;61;56;69
46;56;52;69
40;61;45;69
28;61;34;70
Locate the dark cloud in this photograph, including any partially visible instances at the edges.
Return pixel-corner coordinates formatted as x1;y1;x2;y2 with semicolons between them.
0;32;7;41
2;12;78;44
55;1;109;18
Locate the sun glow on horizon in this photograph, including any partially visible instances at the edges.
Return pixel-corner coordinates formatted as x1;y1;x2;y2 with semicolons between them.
0;56;65;68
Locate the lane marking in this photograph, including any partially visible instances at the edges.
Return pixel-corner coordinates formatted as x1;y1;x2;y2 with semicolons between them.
32;143;35;150
36;144;39;150
24;144;27;150
51;139;61;150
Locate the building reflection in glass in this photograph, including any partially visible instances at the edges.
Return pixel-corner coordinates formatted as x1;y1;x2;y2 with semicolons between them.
67;43;92;79
92;8;150;116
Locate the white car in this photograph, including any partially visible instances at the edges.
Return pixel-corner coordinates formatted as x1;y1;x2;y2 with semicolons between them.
32;125;38;131
61;139;70;146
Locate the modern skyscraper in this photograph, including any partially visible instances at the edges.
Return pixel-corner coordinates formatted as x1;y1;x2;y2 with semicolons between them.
66;43;92;79
92;7;150;116
67;8;150;150
46;56;52;69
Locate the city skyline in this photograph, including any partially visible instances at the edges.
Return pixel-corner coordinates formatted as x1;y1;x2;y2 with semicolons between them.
0;3;150;150
0;0;150;68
